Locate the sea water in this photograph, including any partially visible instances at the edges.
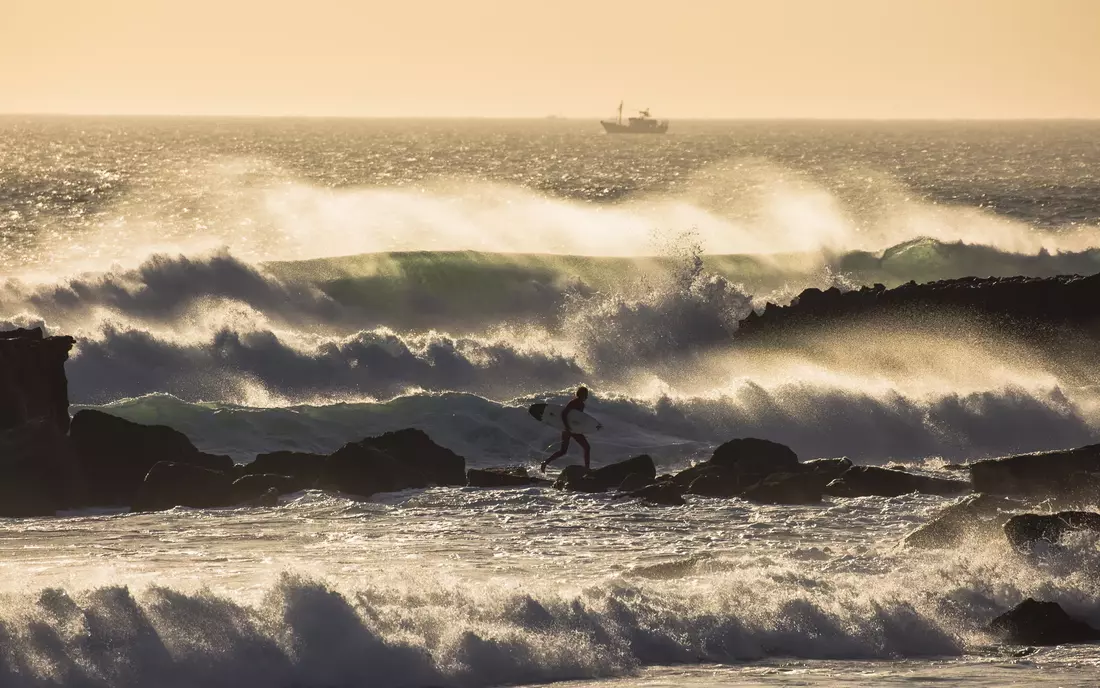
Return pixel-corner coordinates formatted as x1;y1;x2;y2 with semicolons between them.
1;116;1099;686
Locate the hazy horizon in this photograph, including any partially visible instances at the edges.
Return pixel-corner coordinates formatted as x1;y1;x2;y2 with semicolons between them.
4;0;1099;119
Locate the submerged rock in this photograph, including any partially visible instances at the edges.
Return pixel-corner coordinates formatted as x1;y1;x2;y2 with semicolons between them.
70;409;234;507
131;461;233;513
466;466;548;488
825;465;970;498
623;481;685;506
1003;511;1100;553
903;493;1019;549
989;598;1100;645
231;474;310;503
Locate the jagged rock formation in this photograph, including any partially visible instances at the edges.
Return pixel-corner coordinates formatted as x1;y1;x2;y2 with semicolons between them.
0;327;75;434
0;328;81;516
989;598;1100;645
737;273;1100;338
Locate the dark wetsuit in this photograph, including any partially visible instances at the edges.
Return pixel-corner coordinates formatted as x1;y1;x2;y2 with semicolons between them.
542;397;591;469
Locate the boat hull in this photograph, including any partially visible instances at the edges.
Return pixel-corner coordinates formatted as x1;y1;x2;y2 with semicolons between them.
601;121;668;134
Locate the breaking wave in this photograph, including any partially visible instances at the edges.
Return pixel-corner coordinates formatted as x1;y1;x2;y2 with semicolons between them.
1;541;1098;688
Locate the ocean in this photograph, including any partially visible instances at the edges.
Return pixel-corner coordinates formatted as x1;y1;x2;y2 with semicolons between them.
1;116;1099;686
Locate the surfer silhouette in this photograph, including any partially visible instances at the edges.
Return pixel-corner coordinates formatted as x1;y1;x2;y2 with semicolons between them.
540;386;601;472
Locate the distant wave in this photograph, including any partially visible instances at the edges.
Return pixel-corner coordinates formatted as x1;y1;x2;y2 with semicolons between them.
5;240;1099;334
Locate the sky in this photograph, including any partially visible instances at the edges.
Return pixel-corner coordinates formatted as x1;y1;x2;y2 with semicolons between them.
2;0;1098;118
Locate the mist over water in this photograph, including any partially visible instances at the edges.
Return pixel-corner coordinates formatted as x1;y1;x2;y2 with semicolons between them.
3;118;1100;686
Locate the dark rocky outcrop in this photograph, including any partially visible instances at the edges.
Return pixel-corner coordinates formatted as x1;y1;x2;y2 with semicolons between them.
318;428;465;498
903;493;1019;549
684;465;747;498
989;598;1100;645
242;451;327;483
616;472;656;492
131;461;234;513
554;455;658;493
0;420;84;516
969;445;1100;500
825;465;970;498
801;457;853;482
738;273;1100;339
466;466;548;488
70;410;234;506
741;471;828;505
0;328;83;516
590;455;656;490
1003;511;1100;553
675;438;802;498
0;327;75;435
231;474;310;503
710;438;799;475
553;464;606;493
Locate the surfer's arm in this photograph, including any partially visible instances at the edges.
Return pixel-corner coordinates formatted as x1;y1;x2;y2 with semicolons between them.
561;399;580;433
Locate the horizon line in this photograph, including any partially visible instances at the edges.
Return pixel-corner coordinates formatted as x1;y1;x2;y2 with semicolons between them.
3;111;1100;123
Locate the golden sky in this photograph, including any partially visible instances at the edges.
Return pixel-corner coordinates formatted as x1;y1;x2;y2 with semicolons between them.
2;0;1098;118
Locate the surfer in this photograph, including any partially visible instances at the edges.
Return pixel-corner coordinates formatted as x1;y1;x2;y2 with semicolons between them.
540;386;600;472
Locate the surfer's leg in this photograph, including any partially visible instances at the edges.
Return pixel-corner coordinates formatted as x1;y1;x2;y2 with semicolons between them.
540;432;572;472
576;435;591;469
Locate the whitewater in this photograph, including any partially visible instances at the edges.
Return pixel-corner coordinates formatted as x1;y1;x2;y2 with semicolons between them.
2;116;1100;686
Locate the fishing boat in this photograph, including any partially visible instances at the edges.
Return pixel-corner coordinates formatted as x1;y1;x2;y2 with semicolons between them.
600;101;669;134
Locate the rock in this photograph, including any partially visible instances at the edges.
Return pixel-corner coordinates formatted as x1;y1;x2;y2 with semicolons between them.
130;461;234;513
989;599;1100;645
969;445;1100;499
231;474;310;503
466;466;547;488
736;273;1100;339
70;410;234;506
670;462;719;489
903;493;1019;549
709;438;799;476
0;420;84;516
246;487;281;507
1003;512;1100;553
0;327;75;434
318;428;465;498
801;457;853;482
742;471;827;505
589;455;656;490
825;465;970;498
685;465;752;498
616;472;655;492
624;481;685;506
243;451;326;482
553;464;605;493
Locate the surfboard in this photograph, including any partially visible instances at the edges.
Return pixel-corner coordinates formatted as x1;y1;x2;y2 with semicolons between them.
528;403;601;434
